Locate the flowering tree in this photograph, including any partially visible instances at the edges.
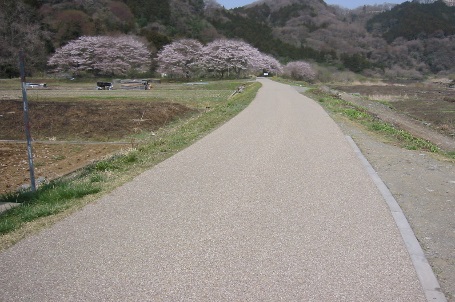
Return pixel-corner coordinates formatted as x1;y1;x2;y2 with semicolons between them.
155;38;283;79
48;35;151;76
283;61;316;82
251;53;283;76
155;39;203;78
198;39;261;78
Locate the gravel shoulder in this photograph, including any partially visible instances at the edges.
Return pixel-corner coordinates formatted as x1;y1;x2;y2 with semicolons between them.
333;116;455;301
317;84;455;301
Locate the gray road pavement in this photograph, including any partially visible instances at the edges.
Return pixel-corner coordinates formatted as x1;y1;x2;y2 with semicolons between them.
0;79;431;301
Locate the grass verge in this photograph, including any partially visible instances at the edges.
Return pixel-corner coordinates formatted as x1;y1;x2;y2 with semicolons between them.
0;81;261;249
305;87;450;156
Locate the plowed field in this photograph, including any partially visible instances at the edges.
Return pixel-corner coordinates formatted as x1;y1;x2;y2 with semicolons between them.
0;97;194;194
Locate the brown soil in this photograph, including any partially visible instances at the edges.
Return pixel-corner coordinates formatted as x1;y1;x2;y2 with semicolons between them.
0;99;193;141
0;142;126;193
0;99;194;194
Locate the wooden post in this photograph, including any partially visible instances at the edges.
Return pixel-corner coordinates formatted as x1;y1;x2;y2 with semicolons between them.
19;50;36;192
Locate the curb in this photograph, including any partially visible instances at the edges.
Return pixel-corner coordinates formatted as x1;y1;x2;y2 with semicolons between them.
346;136;447;302
0;202;20;214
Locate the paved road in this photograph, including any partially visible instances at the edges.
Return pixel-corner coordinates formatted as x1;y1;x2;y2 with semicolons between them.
0;79;430;301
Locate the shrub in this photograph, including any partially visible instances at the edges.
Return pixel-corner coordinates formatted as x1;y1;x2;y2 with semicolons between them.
283;61;316;82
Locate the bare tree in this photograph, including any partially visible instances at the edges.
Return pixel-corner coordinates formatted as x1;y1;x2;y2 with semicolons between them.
0;0;50;77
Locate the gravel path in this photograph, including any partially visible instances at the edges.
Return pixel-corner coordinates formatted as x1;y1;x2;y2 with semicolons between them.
0;79;431;301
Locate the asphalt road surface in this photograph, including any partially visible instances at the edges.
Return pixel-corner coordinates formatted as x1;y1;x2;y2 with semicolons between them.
0;79;433;301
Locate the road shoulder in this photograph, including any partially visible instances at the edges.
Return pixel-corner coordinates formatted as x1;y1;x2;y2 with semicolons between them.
334;116;455;302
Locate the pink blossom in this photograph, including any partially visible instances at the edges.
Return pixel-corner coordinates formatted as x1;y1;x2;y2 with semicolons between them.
283;61;316;82
155;39;203;78
48;36;151;76
156;38;283;78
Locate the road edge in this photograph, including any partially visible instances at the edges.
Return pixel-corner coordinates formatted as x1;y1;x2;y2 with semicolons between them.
346;135;447;302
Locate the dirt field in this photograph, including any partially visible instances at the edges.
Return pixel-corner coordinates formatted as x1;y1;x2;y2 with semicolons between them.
0;99;193;141
0;142;126;193
0;98;194;194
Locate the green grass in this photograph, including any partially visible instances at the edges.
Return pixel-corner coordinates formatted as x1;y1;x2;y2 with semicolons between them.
0;180;101;234
53;155;66;161
0;80;260;241
306;88;445;154
1;78;239;110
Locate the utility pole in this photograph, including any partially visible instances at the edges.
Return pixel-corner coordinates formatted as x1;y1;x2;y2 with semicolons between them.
19;50;36;192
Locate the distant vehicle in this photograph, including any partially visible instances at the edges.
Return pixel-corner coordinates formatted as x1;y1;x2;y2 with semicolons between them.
26;83;47;88
96;82;113;90
119;79;151;90
96;79;157;90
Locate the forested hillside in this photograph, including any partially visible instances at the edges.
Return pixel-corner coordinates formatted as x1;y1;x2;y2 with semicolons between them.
0;0;214;77
231;0;455;77
367;1;455;42
1;0;454;79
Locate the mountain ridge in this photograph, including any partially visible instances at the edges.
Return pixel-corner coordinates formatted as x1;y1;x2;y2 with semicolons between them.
1;0;454;78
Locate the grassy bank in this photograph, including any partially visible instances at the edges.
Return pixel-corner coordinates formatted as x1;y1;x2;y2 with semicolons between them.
0;80;261;249
305;87;449;155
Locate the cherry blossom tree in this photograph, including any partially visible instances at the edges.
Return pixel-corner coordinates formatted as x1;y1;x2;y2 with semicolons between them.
251;53;283;76
198;39;282;78
283;61;316;82
155;38;283;79
155;39;203;78
48;35;151;76
199;39;258;78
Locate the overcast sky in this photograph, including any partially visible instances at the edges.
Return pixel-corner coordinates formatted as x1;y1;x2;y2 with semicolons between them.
217;0;407;9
